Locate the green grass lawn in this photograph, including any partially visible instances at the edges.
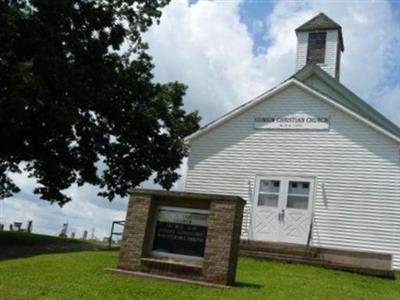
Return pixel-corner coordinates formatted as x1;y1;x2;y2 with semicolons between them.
0;231;88;246
0;250;398;300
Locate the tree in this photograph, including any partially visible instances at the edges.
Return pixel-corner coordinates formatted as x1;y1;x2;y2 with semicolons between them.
0;0;200;205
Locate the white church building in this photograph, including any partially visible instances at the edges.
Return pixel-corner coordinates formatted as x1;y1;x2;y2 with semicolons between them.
184;14;400;270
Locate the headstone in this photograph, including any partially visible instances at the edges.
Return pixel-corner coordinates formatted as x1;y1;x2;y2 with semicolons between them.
13;222;22;231
0;224;4;231
107;189;245;287
59;223;68;238
71;232;75;239
82;230;88;240
27;220;33;233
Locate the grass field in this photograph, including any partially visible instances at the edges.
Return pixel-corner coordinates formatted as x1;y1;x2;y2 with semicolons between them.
0;249;398;300
0;231;88;246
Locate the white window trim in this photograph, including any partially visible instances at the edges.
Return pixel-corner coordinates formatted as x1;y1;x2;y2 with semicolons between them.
252;174;317;211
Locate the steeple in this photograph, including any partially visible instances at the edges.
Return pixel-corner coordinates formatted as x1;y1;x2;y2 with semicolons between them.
295;13;344;80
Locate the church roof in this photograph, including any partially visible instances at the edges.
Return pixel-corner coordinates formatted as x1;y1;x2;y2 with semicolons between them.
296;13;344;51
186;65;400;143
293;64;400;139
296;13;341;32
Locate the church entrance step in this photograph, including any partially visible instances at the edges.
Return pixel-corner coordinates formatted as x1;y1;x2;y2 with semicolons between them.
240;249;325;264
239;240;395;279
240;241;318;258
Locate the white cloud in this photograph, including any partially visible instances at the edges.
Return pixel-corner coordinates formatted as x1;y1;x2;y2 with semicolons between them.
145;0;274;123
146;0;400;123
2;0;399;237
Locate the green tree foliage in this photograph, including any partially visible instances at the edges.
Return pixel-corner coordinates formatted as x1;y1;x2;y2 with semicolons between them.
0;0;200;205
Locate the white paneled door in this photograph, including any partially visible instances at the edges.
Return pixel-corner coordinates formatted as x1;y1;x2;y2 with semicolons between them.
252;179;281;242
252;176;315;245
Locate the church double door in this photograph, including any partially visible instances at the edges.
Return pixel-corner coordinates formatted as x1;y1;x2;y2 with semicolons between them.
252;175;315;245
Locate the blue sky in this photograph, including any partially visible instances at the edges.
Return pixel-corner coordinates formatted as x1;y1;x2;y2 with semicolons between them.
240;0;276;53
1;0;400;239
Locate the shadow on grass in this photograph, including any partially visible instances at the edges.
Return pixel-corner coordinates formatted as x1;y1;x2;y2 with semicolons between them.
101;247;120;252
233;281;263;289
0;243;108;261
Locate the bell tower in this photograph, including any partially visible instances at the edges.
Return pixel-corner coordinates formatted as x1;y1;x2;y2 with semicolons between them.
295;13;344;80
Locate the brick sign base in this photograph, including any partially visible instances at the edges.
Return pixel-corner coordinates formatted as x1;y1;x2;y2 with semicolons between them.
109;189;245;286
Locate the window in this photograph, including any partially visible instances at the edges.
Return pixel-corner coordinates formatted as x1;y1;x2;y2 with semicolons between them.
287;181;310;209
307;32;326;64
257;180;280;207
256;177;313;210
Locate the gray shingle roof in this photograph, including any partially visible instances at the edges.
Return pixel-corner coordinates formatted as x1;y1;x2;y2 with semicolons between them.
293;64;400;139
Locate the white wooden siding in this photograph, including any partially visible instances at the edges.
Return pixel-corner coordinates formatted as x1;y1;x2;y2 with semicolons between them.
296;30;340;79
185;84;400;269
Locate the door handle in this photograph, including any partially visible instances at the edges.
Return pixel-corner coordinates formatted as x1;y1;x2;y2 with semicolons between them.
278;209;285;221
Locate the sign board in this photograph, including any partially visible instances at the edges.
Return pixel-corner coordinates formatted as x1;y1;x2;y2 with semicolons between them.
115;190;245;286
152;206;208;258
254;112;330;130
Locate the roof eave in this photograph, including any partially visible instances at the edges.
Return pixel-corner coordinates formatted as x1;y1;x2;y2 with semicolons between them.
294;65;400;138
292;79;400;143
184;79;296;142
185;73;400;144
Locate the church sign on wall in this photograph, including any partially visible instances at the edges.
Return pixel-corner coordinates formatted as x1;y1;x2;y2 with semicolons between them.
254;112;330;130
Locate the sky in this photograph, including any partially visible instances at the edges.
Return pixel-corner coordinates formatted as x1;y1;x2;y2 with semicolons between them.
1;0;399;240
